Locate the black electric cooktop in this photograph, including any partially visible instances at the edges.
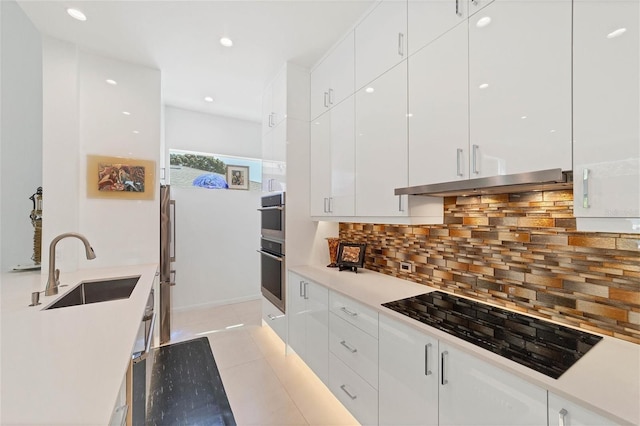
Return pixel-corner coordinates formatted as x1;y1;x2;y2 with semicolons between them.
382;291;603;379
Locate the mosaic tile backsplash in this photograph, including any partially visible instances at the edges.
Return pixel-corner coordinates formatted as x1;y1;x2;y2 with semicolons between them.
339;190;640;344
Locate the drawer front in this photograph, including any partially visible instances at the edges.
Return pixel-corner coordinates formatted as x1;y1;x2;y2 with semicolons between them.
329;353;378;426
330;291;379;338
262;296;286;343
329;313;378;389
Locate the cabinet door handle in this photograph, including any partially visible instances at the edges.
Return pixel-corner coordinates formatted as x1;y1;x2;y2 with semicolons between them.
324;91;329;108
471;0;478;5
559;408;568;426
340;306;358;317
328;197;333;213
456;148;464;177
472;144;480;174
455;0;462;16
328;88;334;105
324;197;329;213
582;168;590;208
340;384;358;400
299;280;305;297
441;351;448;385
425;343;432;376
340;340;358;353
304;282;309;299
398;195;405;212
398;33;405;56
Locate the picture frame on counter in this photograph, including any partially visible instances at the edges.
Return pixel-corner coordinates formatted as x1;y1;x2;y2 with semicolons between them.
337;242;367;273
226;165;249;190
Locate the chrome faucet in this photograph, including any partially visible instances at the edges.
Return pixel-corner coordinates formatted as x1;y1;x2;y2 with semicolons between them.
45;233;96;296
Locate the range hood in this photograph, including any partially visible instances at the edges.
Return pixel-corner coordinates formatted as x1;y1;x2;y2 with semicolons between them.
395;169;573;197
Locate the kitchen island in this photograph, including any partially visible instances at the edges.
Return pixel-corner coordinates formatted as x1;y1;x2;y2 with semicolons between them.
0;263;158;424
290;264;640;426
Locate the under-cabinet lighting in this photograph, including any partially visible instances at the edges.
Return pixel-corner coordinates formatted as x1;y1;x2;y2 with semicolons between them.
67;8;87;21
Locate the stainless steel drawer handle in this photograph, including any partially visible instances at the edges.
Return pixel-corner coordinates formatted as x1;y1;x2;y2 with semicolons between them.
441;350;448;385
582;168;590;208
456;148;463;177
340;340;358;353
340;307;358;317
472;144;480;174
267;314;277;321
257;250;284;262
340;384;358;400
300;281;305;297
425;343;432;376
559;408;568;426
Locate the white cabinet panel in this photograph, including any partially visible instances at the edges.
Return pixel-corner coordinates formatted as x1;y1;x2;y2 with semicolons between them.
468;0;495;16
408;21;469;186
439;343;548;426
408;0;467;55
329;290;379;338
355;61;408;217
311;32;355;121
573;0;640;226
329;313;378;389
287;272;329;383
379;315;439;426
329;353;379;426
310;96;355;217
468;0;572;177
355;0;408;90
548;392;617;426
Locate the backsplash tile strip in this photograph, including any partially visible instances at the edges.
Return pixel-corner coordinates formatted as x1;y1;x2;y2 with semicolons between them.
339;190;640;344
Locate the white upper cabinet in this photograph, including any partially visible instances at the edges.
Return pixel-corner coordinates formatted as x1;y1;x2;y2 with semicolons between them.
355;0;408;91
548;392;617;426
310;32;355;121
439;342;548;426
468;0;572;177
355;61;408;217
573;0;640;231
468;0;495;17
310;96;355;217
408;0;467;55
408;21;469;186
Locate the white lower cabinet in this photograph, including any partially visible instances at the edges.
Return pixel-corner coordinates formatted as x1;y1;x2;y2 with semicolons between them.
379;315;438;426
329;313;378;389
439;342;548;426
548;393;617;426
329;353;379;426
262;296;286;344
287;272;329;383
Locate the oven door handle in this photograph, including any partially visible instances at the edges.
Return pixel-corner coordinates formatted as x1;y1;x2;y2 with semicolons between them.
257;206;284;211
257;249;284;262
132;312;156;364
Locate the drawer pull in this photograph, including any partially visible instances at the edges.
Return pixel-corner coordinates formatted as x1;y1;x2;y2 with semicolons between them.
340;307;358;317
340;384;358;400
340;340;358;353
441;351;448;385
559;408;568;426
425;343;432;376
267;314;277;321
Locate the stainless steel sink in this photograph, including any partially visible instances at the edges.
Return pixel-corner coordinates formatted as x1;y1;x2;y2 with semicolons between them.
44;276;141;310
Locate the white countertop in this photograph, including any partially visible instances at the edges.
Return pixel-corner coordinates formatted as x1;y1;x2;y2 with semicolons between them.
0;263;158;425
291;265;640;426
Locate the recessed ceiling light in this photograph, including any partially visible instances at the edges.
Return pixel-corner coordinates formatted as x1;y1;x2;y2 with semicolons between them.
122;111;131;116
479;83;489;89
220;37;233;47
67;8;87;21
133;130;140;134
365;87;375;94
106;79;117;85
476;16;491;28
521;115;528;119
204;96;214;103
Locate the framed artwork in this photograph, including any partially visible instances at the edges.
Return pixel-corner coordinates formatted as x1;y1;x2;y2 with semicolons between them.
87;155;155;200
337;242;367;273
227;165;249;190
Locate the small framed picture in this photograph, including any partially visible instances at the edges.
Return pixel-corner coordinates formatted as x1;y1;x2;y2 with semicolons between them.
337;242;367;273
226;165;249;190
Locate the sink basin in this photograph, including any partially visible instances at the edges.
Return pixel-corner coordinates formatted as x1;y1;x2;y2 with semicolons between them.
45;276;141;310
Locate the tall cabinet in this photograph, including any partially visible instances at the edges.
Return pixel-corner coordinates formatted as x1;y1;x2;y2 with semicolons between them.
262;63;309;193
573;0;640;233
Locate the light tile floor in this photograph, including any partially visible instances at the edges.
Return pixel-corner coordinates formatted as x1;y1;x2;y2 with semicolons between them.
169;299;359;426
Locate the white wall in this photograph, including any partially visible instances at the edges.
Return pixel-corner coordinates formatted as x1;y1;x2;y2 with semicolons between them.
164;106;262;310
41;38;161;273
0;0;43;271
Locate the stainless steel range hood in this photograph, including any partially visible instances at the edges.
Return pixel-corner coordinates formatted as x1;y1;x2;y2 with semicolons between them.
395;169;573;197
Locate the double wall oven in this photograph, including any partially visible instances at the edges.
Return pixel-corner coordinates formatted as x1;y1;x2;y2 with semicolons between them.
258;193;285;313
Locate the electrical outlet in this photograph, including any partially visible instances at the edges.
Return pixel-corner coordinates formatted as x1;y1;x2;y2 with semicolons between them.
400;261;413;273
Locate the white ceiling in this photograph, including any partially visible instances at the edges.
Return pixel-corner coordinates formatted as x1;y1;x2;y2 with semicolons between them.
18;0;375;122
